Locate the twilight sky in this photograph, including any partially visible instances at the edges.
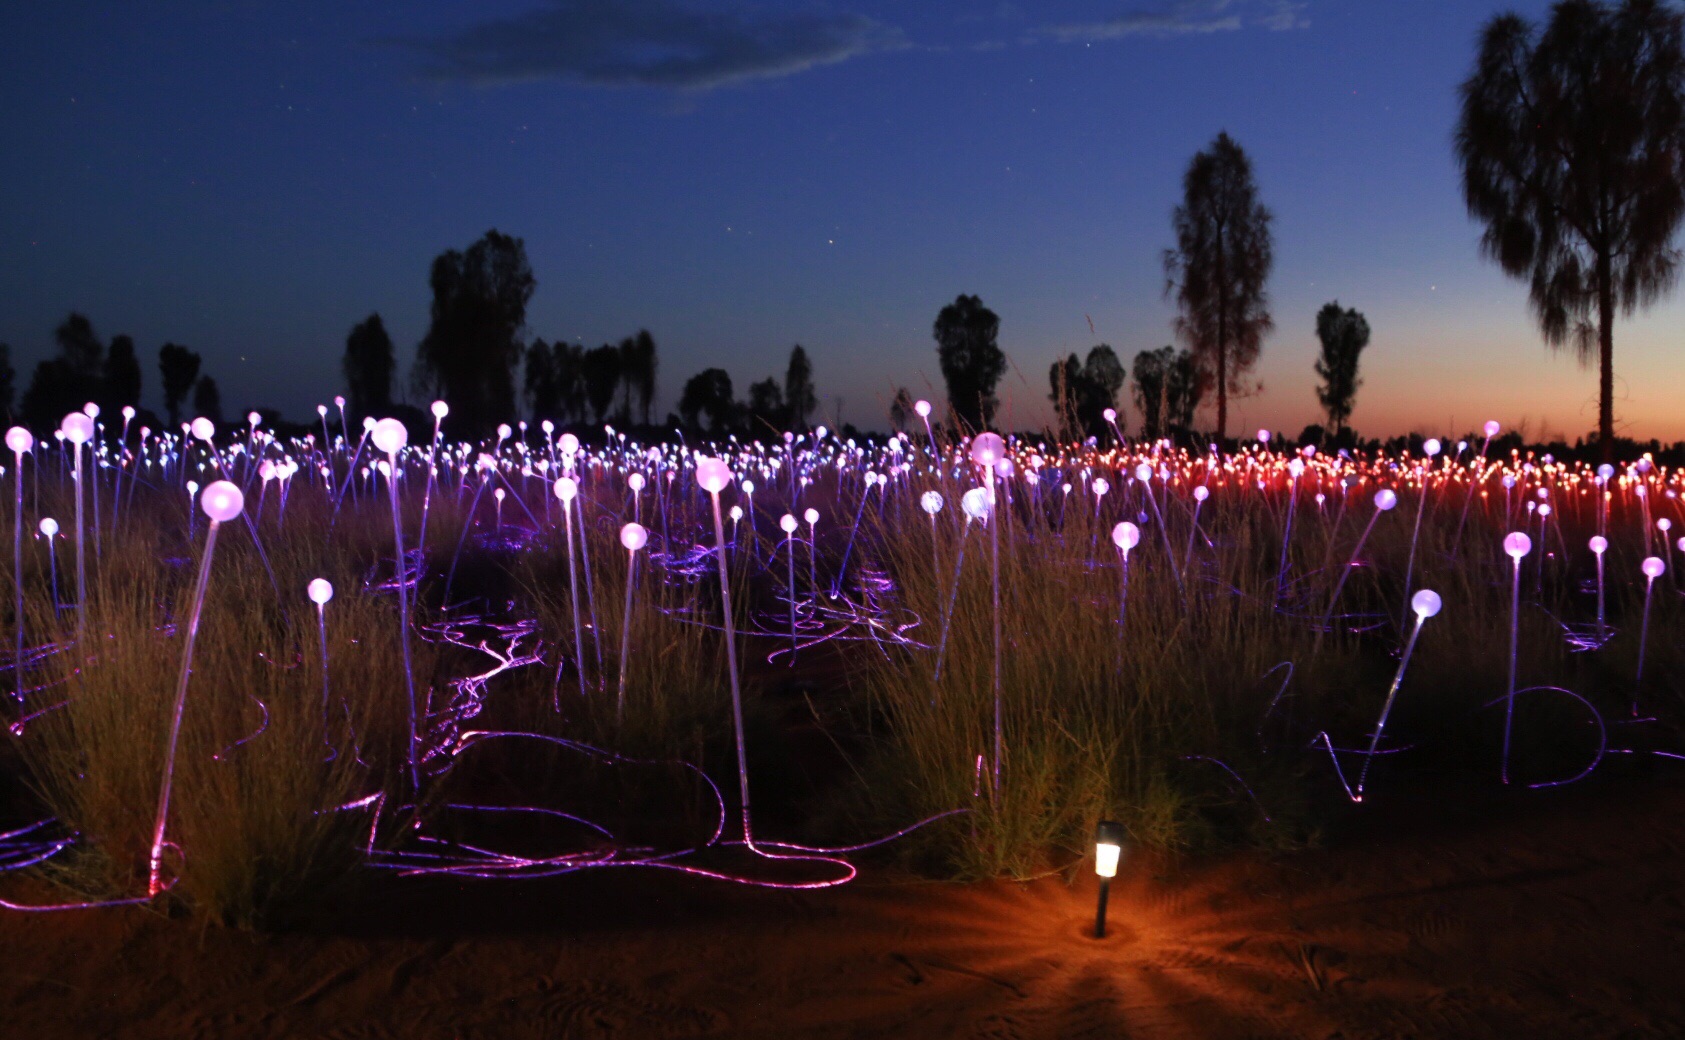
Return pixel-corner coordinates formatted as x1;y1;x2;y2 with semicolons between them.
3;0;1682;440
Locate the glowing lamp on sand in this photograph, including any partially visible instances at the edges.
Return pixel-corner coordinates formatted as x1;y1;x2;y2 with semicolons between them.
1093;820;1127;938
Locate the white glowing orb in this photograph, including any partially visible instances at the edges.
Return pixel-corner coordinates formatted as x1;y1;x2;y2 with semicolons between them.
1411;589;1442;619
1589;535;1608;555
961;487;991;521
83;402;99;419
122;405;135;420
729;505;744;522
969;433;1005;467
804;508;819;525
1424;438;1441;457
497;423;512;440
620;522;648;551
628;473;646;492
1102;408;1117;423
1194;485;1209;503
372;418;408;455
1093;478;1110;497
1135;463;1152;482
1374;490;1398;511
780;513;798;534
695;456;733;493
560;432;580;456
187;417;214;442
317;404;328;416
6;427;33;455
913;399;932;419
200;480;245;523
39;517;58;537
741;480;755;494
431;400;449;420
361;416;377;432
1483;420;1500;438
921;491;944;515
61;412;94;445
334;395;346;408
1642;556;1666;580
1503;531;1532;559
554;476;578;503
493;488;505;502
307;578;333;605
1111;521;1140;552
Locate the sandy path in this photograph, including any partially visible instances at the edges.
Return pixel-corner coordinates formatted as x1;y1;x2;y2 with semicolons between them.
4;776;1684;1039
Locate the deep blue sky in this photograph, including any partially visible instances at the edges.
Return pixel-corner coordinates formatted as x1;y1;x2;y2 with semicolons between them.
3;0;1681;440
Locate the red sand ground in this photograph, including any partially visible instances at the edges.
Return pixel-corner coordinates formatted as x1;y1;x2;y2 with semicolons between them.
4;776;1684;1039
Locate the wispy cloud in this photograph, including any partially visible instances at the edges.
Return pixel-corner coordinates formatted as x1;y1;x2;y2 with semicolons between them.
410;0;905;91
1036;0;1307;44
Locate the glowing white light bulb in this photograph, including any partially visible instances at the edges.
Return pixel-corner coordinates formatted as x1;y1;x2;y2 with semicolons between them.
554;476;578;503
372;418;408;455
1503;532;1532;559
1411;589;1442;619
200;480;245;523
914;399;931;418
1111;521;1140;552
920;491;944;515
307;578;333;605
620;522;648;551
695;456;732;493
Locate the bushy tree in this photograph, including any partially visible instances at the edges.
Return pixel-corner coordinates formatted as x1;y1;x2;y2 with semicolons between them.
158;343;201;428
784;345;816;429
192;375;222;425
413;229;535;437
1132;346;1175;440
678;368;738;436
102;334;142;416
343;313;395;421
581;344;622;426
746;377;785;433
1164;132;1274;442
1456;0;1685;459
1313;302;1371;435
933;294;1005;430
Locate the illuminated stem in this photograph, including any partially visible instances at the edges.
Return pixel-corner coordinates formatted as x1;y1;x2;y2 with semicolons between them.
1594;552;1606;639
1502;556;1521;785
617;547;636;727
787;532;798;663
987;467;1002;795
553;498;586;709
933;522;969;685
12;450;24;705
386;458;419;793
1635;576;1656;718
1274;476;1298;610
148;518;221;898
72;442;86;648
1316;506;1383;652
1356;613;1426;800
1183;498;1202;575
708;490;753;846
1141;480;1182;592
1400;480;1428;630
576;494;603;686
317;603;332;758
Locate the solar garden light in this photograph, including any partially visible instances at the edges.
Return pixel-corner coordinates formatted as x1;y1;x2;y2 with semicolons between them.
1093;820;1127;938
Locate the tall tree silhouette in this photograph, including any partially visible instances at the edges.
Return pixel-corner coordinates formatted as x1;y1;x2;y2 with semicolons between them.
933;294;1005;430
524;339;560;421
192;375;222;425
1049;345;1125;439
1164;132;1275;443
1164;349;1206;434
1313;302;1371;436
889;387;915;431
158;343;201;428
1456;0;1685;460
1048;354;1083;439
746;377;785;433
783;345;816;429
343;313;395;421
678;368;738;436
22;313;106;429
616;329;658;425
1132;346;1175;440
414;229;535;437
102;334;142;415
581;344;622;426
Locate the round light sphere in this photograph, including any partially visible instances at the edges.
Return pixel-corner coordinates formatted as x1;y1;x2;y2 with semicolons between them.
496;423;512;440
560;433;580;456
1411;589;1442;619
1642;556;1666;580
83;402;100;419
779;513;799;534
61;412;94;445
804;507;819;525
920;490;944;515
961;487;991;521
1503;531;1532;559
39;517;58;537
1374;489;1398;511
554;476;578;503
1194;485;1209;503
1102;408;1117;423
1093;478;1110;496
620;522;649;551
969;433;1005;467
1111;521;1140;552
1135;463;1153;482
200;480;245;523
1424;438;1441;457
1589;535;1608;555
1483;420;1501;438
628;473;646;492
729;505;744;522
334;395;345;408
914;399;931;418
1257;428;1270;443
431;400;449;420
307;578;333;606
6;427;33;454
190;417;215;442
695;456;733;493
372;417;408;455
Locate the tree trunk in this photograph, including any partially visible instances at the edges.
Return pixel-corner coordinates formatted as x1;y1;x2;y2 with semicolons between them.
1598;250;1614;464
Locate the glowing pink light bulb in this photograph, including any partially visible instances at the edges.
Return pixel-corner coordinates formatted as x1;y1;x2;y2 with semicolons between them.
201;480;245;523
372;417;408;455
969;433;1005;467
307;578;333;605
1503;531;1532;559
695;456;733;494
914;399;931;418
1111;521;1140;552
620;522;648;552
1411;589;1442;619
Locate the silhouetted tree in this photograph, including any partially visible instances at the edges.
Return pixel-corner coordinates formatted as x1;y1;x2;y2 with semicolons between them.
343;313;395;421
933;294;1005;430
1456;0;1685;460
192;375;222;425
889;387;915;432
0;345;11;422
617;329;658;425
678;368;738;436
1048;354;1083;439
1049;345;1125;439
102;334;142;416
158;343;201;428
1132;346;1175;440
1313;302;1371;436
22;313;108;429
784;345;816;429
1164;349;1206;433
581;344;622;426
413;229;535;437
746;377;785;433
525;339;560;421
1164;132;1275;442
